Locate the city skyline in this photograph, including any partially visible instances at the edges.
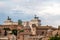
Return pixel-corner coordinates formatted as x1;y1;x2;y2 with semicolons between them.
0;0;60;27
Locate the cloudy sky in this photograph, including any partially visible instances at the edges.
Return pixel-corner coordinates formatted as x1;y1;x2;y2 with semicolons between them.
0;0;60;28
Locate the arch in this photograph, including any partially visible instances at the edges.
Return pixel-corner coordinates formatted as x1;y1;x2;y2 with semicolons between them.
32;24;36;27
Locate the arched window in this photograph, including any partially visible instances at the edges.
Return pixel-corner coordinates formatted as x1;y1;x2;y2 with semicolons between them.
32;24;36;27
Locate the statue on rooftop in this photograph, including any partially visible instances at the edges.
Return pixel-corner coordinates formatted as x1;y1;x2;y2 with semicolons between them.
34;15;39;19
7;16;11;20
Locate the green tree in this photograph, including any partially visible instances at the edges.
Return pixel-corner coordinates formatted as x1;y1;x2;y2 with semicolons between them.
49;33;60;40
12;29;17;36
19;29;24;32
18;19;22;25
49;36;60;40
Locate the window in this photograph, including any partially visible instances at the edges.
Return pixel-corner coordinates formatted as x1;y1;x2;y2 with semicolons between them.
41;31;44;35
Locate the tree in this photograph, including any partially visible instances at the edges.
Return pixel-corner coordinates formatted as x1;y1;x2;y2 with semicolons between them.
18;19;22;25
49;36;60;40
19;29;24;32
12;29;17;36
49;33;60;40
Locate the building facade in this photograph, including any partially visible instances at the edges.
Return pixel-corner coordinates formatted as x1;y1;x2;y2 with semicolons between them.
0;16;60;40
3;16;18;25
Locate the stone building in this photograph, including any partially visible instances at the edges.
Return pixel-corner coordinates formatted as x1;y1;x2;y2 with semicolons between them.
22;15;41;28
3;16;18;25
0;16;22;36
0;16;60;40
18;15;58;40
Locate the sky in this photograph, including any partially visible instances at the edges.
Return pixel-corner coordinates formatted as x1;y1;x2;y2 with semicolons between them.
0;0;60;28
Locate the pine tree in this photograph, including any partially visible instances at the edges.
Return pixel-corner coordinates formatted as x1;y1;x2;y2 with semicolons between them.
18;19;22;25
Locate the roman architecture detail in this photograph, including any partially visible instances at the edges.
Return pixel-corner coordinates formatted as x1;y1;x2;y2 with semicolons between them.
0;16;60;40
22;15;41;29
3;16;18;25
